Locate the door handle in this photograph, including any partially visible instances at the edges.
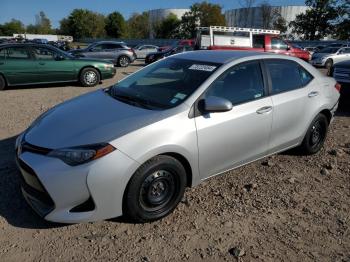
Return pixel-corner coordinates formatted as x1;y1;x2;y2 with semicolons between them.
39;62;45;65
0;62;4;65
256;106;273;114
308;91;319;98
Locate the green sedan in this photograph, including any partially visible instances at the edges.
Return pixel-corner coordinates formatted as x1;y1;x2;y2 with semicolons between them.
0;43;116;90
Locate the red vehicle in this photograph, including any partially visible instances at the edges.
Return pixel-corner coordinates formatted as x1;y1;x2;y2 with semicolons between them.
196;26;310;61
158;39;195;52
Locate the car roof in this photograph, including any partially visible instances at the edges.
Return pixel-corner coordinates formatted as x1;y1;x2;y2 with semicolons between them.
173;50;283;64
91;41;126;45
0;42;53;48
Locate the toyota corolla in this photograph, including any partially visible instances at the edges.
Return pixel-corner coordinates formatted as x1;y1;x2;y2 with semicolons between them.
15;51;340;223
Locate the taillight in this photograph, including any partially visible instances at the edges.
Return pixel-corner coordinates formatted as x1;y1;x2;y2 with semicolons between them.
335;83;341;92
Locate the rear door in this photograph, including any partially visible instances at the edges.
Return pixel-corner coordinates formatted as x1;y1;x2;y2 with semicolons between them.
195;60;273;177
2;46;38;85
31;46;76;83
264;59;317;153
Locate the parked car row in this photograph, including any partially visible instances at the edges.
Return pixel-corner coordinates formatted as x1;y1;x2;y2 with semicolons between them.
0;43;116;90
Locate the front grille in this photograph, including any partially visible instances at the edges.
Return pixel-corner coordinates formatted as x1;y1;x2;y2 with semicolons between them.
17;157;55;216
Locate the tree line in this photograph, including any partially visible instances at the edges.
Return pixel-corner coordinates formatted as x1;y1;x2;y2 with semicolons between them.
0;1;349;40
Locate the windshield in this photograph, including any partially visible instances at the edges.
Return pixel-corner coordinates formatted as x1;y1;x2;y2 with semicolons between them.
108;58;221;110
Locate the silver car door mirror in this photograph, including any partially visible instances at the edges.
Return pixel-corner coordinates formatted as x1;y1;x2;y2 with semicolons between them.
204;96;233;113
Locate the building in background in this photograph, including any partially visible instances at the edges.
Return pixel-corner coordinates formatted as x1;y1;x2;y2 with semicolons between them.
148;8;189;38
225;6;308;37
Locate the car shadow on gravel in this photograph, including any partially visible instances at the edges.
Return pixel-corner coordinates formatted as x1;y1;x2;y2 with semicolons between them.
4;82;82;91
0;135;65;229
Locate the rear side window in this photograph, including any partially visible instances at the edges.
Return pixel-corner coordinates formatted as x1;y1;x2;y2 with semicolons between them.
206;61;265;105
104;44;122;49
5;47;31;60
265;60;304;94
299;66;313;86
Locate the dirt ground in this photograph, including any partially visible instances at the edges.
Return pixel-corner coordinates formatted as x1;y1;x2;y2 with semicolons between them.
0;61;349;262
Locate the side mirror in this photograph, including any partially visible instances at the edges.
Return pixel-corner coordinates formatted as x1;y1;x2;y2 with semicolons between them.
286;46;291;51
203;96;233;113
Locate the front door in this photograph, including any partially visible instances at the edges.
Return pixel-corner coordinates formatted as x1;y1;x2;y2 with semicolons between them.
195;60;273;178
31;46;76;83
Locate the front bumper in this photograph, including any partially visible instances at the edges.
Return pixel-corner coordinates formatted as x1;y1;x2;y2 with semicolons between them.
310;59;325;67
15;140;139;223
101;67;116;80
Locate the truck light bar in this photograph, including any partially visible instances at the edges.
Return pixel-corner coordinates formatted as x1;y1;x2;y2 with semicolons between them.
197;26;280;35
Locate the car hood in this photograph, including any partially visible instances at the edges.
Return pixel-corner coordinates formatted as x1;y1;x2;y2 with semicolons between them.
25;89;167;149
312;52;331;59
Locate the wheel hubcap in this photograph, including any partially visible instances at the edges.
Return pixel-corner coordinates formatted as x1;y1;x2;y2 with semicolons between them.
120;57;128;66
84;71;97;84
140;170;175;210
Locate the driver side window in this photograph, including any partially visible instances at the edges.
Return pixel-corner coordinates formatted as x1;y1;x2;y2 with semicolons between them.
32;47;57;60
206;61;265;105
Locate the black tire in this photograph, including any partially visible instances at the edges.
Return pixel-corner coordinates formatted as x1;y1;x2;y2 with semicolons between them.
123;155;187;223
0;75;6;91
79;67;100;87
325;59;333;70
117;55;130;67
300;114;328;155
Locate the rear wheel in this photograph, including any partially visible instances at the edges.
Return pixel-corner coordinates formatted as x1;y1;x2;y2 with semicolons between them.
325;59;333;70
0;75;6;91
123;155;187;222
300;114;328;155
79;68;100;87
118;56;130;67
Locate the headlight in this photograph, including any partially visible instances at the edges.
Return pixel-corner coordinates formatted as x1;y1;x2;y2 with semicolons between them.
48;143;115;166
104;64;114;69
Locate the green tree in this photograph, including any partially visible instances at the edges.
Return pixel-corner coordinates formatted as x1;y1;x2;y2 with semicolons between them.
59;9;106;39
179;2;226;39
273;16;288;33
153;13;181;39
289;0;339;40
105;11;127;38
127;12;150;38
334;0;350;40
0;19;25;35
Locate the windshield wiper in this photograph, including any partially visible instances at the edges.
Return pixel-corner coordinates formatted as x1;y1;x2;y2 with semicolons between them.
107;89;158;110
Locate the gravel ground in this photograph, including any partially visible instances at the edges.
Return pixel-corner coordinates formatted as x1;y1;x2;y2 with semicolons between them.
0;61;349;262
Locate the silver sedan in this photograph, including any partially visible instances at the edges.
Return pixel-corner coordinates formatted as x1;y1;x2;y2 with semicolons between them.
16;51;340;223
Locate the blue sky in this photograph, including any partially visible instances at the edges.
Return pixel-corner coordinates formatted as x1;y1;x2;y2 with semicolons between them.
1;0;306;28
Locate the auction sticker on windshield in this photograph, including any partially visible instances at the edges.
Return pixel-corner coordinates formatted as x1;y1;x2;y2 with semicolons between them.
189;64;217;72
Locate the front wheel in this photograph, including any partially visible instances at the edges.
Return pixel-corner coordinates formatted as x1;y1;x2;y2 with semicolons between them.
325;59;333;70
79;68;100;87
123;155;187;223
300;114;328;155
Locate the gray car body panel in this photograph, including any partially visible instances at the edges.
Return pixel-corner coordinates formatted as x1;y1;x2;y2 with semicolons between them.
70;41;135;65
17;51;340;223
